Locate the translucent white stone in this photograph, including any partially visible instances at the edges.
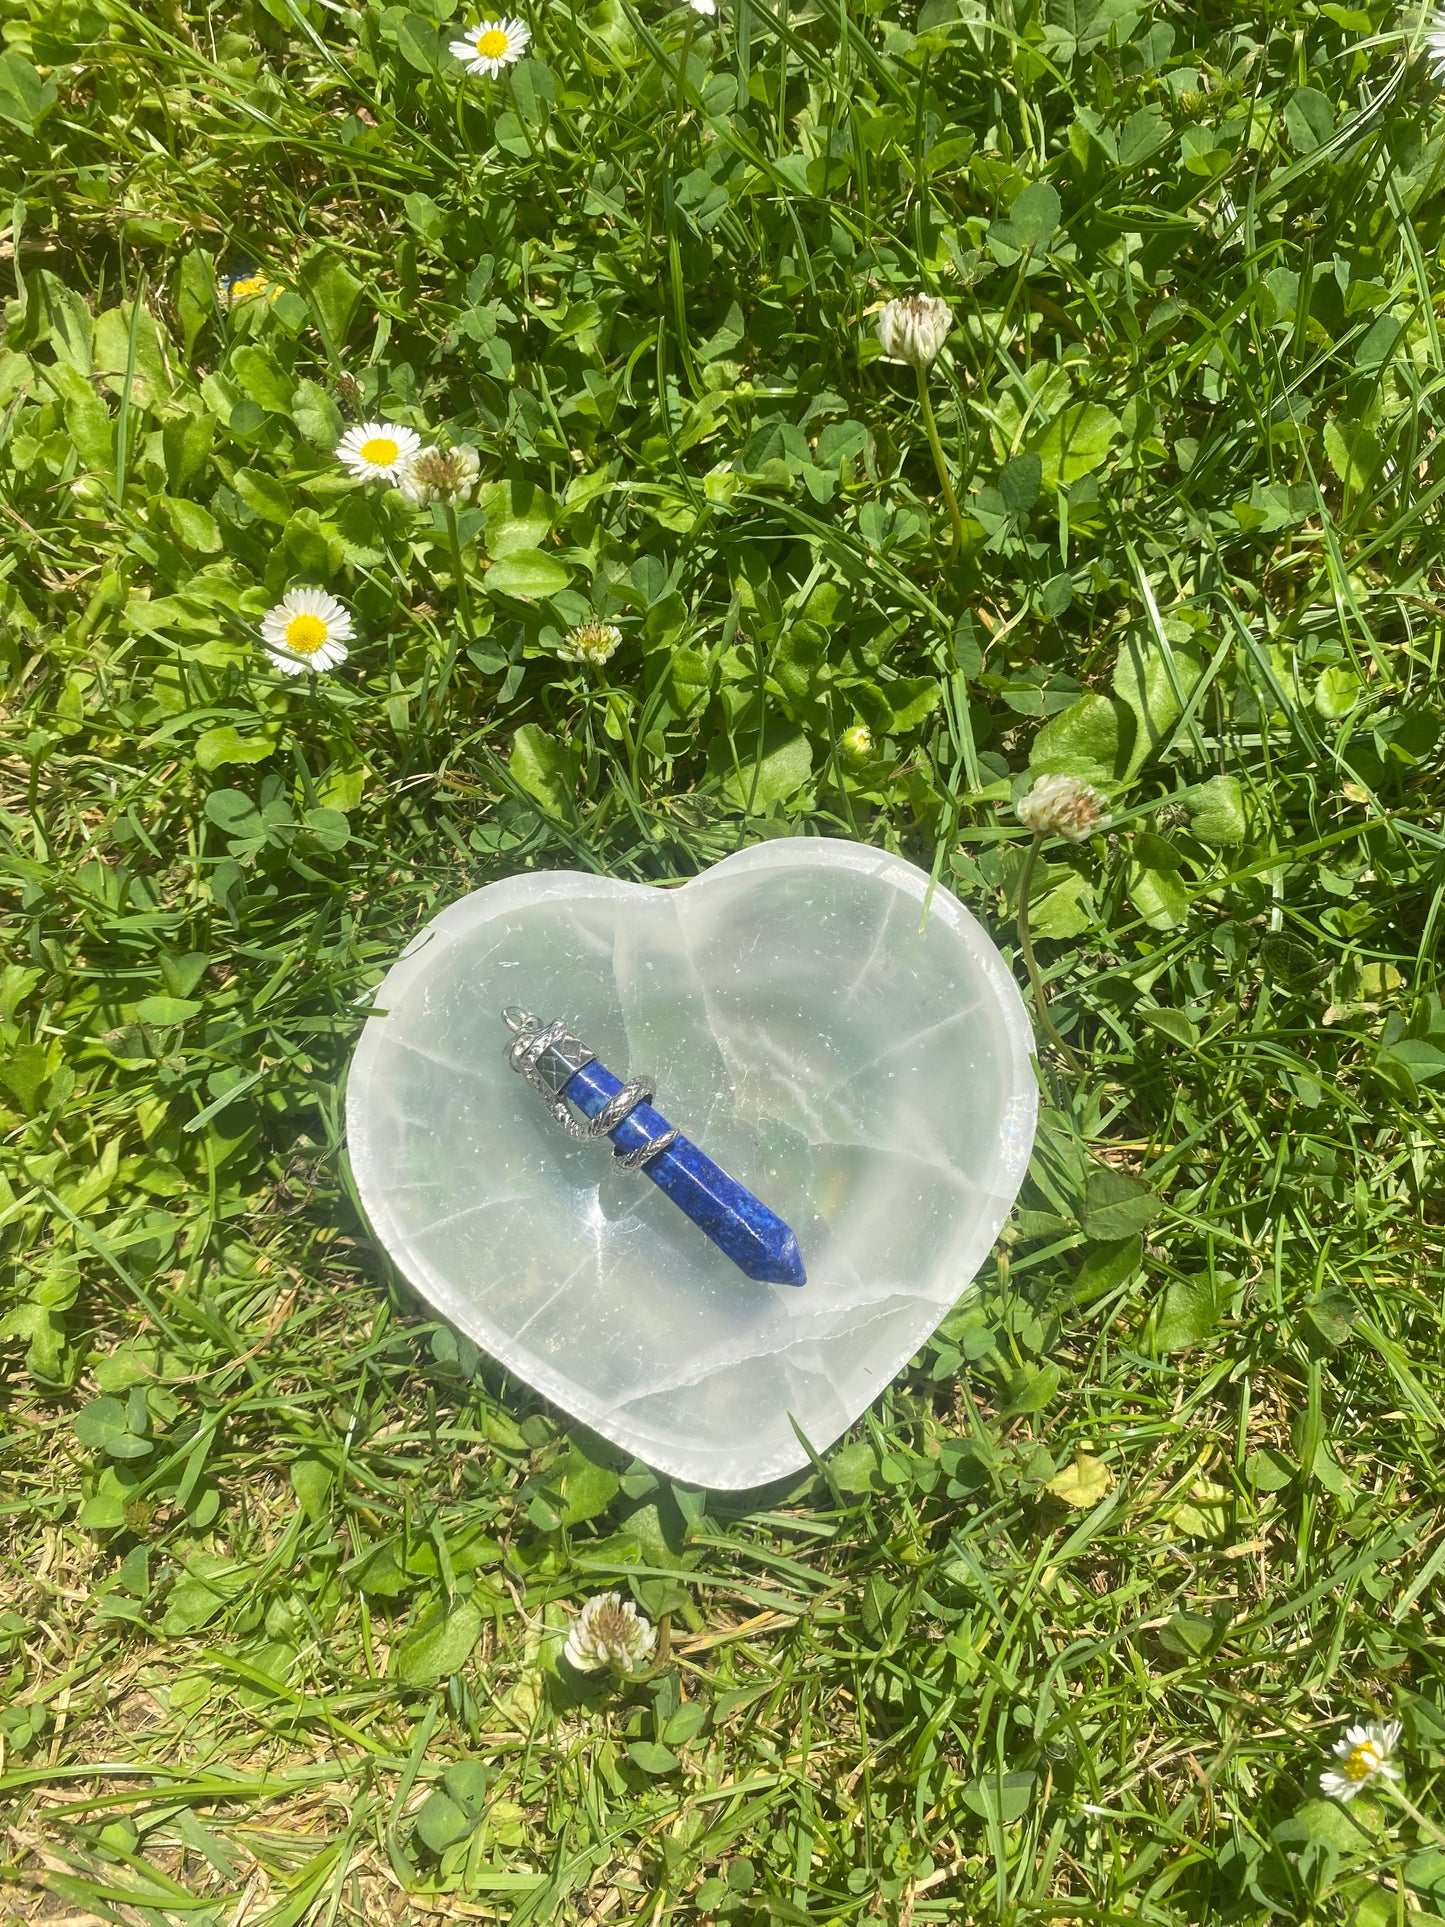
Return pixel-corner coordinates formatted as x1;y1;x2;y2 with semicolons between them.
346;839;1037;1489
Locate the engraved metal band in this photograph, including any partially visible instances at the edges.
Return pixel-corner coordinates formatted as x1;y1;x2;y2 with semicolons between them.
502;1007;678;1167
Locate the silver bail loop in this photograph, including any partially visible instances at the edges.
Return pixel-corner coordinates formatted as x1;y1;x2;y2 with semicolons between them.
503;1006;596;1099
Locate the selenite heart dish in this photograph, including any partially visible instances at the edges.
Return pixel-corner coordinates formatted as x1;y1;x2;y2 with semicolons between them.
346;838;1037;1489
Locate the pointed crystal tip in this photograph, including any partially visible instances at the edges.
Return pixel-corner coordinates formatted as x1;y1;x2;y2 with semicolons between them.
752;1228;807;1288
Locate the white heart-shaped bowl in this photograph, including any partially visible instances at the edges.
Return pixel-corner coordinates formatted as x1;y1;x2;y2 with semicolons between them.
346;838;1037;1489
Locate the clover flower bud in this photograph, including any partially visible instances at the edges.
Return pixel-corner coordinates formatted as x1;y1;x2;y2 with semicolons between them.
874;293;953;369
333;370;364;415
559;621;623;667
1016;773;1110;842
396;442;481;508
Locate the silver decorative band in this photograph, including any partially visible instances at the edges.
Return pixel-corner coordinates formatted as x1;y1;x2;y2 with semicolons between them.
502;1007;678;1168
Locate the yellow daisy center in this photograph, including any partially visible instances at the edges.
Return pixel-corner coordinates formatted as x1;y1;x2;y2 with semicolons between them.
359;435;399;467
284;613;328;654
476;26;509;55
1344;1742;1382;1781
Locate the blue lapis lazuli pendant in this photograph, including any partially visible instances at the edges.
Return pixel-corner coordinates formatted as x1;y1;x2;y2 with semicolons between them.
503;1008;806;1287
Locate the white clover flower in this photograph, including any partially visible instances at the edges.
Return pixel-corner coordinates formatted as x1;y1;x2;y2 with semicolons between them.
259;587;354;676
688;0;718;13
841;723;873;759
1320;1720;1402;1802
449;17;530;74
1425;5;1445;81
559;621;623;668
397;442;481;508
337;421;423;483
563;1592;656;1675
874;293;953;370
1016;773;1111;843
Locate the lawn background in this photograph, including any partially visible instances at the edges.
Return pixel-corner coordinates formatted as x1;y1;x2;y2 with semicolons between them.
2;0;1445;1916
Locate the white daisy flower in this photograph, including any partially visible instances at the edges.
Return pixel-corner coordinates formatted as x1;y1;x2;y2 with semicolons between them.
260;588;354;676
1425;5;1445;81
1320;1720;1402;1802
563;1592;656;1675
336;421;422;483
449;17;530;75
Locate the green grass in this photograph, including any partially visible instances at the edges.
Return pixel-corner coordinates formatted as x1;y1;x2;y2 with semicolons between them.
3;0;1445;1916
